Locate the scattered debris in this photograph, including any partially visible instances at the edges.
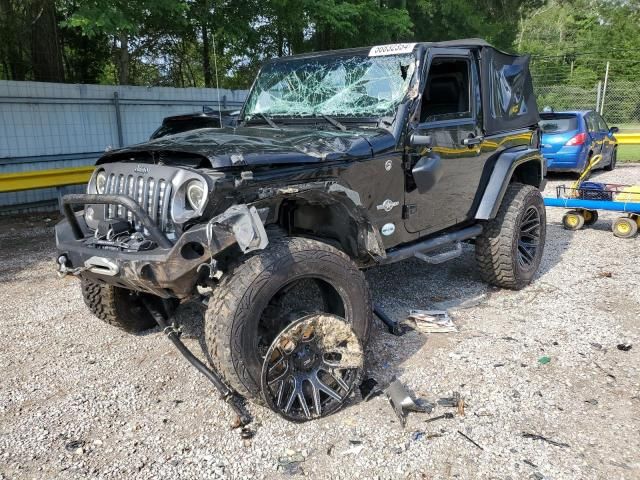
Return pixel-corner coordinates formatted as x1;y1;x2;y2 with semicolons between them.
584;399;598;406
617;343;632;352
590;342;603;350
609;460;632;470
406;310;457;333
522;432;570;448
240;427;255;440
523;459;538;468
457;430;484;450
425;412;454;423
278;450;306;474
538;356;551;365
340;444;365;456
594;362;616;379
437;391;461;408
411;431;426;441
385;379;433;427
359;378;383;401
230;416;243;429
64;440;85;453
597;271;613;278
433;293;487;311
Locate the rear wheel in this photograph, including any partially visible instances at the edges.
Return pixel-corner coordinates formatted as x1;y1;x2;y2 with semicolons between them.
475;183;546;290
205;236;372;403
612;217;638;238
81;279;160;333
604;148;617;171
582;209;598;226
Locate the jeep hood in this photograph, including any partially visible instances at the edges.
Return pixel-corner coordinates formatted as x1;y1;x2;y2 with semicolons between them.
98;126;396;168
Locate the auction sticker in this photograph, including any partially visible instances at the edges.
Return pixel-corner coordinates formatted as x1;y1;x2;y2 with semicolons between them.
369;43;416;57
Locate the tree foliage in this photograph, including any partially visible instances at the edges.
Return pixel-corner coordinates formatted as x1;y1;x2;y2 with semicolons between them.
0;0;638;89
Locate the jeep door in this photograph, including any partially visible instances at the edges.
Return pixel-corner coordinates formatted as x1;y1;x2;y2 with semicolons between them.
404;49;489;234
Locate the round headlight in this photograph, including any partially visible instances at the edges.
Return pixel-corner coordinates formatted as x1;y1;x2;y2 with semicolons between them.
186;181;205;210
95;170;107;194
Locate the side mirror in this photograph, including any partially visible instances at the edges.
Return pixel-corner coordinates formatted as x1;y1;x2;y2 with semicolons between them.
410;134;432;147
609;126;619;134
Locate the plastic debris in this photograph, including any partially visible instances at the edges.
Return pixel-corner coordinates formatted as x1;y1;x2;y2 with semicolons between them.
385;379;433;427
522;432;570;448
64;440;85;452
359;377;383;401
457;430;484;450
425;412;454;423
617;343;632;351
538;356;551;365
411;431;426;441
406;310;457;333
340;444;365;456
437;391;461;408
278;450;306;475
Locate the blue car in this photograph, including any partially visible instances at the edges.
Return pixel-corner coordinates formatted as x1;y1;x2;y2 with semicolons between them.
539;110;619;173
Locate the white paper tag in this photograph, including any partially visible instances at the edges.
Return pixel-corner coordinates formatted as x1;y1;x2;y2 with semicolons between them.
368;43;416;57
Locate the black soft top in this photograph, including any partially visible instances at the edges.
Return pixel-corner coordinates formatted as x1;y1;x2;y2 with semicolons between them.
268;39;539;135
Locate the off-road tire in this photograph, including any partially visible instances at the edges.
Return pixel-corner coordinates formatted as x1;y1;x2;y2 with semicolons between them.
475;183;546;290
205;236;372;399
81;279;159;333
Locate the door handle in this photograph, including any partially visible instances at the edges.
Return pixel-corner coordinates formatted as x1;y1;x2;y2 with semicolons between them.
462;136;483;146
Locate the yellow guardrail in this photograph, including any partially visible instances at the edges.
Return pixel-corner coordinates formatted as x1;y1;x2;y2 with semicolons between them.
617;133;640;145
0;165;93;193
0;133;639;195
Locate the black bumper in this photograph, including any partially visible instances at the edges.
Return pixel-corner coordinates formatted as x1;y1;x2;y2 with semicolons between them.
56;194;267;298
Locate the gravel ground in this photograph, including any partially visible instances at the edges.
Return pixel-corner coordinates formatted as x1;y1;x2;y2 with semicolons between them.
1;164;639;480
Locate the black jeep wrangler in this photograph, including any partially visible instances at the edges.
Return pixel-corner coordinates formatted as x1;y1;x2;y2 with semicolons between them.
56;39;546;421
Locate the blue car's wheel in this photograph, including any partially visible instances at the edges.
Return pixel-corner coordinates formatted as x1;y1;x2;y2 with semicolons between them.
604;148;617;171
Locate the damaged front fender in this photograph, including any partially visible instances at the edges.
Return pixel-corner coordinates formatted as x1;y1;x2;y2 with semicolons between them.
255;181;386;262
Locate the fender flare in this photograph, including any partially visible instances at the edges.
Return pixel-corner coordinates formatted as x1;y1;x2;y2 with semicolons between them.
475;147;544;220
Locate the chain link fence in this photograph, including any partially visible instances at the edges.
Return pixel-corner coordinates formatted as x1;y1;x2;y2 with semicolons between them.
531;57;640;131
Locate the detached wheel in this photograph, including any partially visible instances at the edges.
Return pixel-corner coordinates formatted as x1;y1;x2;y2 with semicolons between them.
81;279;160;333
475;183;546;290
562;210;585;230
612;217;638;238
582;209;598;226
205;236;372;404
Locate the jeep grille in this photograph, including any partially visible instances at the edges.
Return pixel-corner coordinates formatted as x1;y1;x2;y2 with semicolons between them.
103;170;173;233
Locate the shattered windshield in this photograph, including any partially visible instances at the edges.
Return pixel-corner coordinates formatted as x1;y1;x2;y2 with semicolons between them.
243;53;417;119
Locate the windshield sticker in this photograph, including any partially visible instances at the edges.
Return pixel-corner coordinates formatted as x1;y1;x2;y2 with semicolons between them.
369;43;416;57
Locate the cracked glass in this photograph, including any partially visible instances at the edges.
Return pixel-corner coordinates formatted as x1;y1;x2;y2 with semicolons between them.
243;53;417;119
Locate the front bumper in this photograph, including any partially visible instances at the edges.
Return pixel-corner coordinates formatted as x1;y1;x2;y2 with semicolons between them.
56;194;268;298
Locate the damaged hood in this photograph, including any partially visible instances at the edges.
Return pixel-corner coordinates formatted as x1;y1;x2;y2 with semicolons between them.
99;126;397;168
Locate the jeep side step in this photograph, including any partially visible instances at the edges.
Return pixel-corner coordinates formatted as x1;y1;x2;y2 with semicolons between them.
378;224;482;265
414;242;463;265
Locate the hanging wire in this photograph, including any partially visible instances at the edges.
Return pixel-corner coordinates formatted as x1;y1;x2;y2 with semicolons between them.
212;30;222;122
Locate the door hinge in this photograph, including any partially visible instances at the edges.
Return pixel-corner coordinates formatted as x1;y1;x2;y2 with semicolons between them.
402;204;417;219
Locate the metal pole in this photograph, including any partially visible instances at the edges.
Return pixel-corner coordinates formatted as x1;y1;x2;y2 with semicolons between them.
595;81;602;112
113;92;124;147
600;61;610;115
